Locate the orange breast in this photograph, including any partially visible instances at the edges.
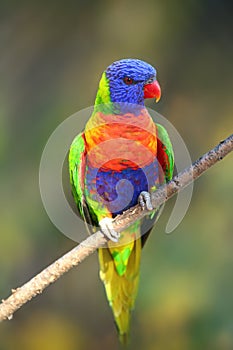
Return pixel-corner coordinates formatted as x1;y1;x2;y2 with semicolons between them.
85;110;157;171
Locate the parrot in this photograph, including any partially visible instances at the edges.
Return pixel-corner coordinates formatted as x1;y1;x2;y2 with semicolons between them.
69;59;174;344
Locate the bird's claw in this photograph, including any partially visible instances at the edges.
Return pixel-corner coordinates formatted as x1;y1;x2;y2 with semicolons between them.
138;191;153;211
99;218;120;242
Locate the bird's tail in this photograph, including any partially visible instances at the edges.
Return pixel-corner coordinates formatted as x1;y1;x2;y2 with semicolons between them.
98;231;141;344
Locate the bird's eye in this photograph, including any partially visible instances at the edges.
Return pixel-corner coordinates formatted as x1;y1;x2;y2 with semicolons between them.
123;77;134;85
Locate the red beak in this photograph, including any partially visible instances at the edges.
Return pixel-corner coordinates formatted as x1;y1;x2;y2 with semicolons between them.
144;80;161;102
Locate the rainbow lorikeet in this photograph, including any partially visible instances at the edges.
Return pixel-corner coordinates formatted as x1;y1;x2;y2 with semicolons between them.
69;59;174;343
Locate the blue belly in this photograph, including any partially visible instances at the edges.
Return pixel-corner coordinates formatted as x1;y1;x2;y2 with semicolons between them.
85;160;159;216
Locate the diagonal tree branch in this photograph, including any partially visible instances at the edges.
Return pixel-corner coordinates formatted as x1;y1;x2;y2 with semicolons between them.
0;134;232;322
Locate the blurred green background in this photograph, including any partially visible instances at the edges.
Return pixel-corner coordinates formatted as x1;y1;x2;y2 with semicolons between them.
0;1;233;349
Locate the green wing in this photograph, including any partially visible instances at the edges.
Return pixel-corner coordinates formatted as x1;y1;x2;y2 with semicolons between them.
69;132;98;233
156;123;174;182
69;132;87;218
141;123;174;247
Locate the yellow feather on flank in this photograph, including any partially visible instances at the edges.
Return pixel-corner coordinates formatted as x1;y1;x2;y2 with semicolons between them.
98;226;142;344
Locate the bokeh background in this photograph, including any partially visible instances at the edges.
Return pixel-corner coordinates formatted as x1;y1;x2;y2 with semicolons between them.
0;1;233;349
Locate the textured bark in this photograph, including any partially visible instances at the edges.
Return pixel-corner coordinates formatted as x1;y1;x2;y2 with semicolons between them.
0;134;232;321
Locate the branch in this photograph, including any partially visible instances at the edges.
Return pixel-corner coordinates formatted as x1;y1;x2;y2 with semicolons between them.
0;134;232;321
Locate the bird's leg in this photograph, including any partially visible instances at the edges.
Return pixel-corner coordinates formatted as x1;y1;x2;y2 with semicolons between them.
138;191;154;211
99;217;120;243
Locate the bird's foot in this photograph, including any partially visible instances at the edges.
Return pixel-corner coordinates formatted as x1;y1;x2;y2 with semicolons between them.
99;218;120;242
138;191;154;211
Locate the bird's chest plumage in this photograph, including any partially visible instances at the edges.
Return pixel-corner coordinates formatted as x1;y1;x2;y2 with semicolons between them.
83;110;159;217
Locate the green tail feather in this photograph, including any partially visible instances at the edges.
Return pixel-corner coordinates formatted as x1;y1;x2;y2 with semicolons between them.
98;227;141;343
119;332;129;346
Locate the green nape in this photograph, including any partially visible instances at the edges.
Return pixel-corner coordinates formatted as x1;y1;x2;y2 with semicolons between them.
94;71;111;106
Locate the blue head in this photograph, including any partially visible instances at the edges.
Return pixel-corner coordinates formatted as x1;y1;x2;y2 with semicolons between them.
105;59;160;106
94;58;161;114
